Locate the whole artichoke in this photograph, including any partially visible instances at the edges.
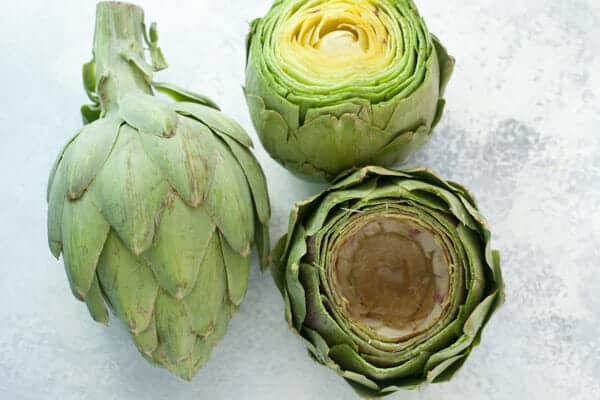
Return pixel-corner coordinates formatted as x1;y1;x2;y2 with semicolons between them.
47;2;270;379
245;0;454;181
272;166;503;396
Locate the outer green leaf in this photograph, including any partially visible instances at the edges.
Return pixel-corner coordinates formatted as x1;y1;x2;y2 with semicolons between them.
82;59;98;102
217;134;270;225
119;93;178;137
132;318;158;355
220;234;250;307
432;34;455;97
174;102;253;148
96;232;159;335
183;232;228;336
271;235;288;293
143;194;215;299
47;132;79;202
84;276;109;325
47;162;67;258
138;117;216;208
65;117;122;199
205;138;254;256
61;197;110;299
154;82;220;110
155;290;196;365
90;125;170;255
81;104;102;125
330;345;429;381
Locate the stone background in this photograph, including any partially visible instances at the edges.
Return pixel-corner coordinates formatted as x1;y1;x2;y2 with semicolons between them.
0;0;598;399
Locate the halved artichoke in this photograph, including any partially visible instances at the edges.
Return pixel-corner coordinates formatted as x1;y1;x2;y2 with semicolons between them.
272;166;503;396
47;2;270;379
245;0;455;181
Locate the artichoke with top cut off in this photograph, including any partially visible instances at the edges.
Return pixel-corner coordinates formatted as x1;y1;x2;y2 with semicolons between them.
245;0;455;181
47;2;270;380
272;166;503;396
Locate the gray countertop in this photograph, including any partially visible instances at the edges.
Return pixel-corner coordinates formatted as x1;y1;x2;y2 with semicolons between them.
1;0;598;399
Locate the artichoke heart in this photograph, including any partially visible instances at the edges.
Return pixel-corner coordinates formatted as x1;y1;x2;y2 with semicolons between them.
47;2;270;380
272;166;504;396
245;0;455;181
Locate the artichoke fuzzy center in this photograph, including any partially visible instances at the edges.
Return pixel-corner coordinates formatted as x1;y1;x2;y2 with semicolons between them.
331;216;450;338
279;0;392;78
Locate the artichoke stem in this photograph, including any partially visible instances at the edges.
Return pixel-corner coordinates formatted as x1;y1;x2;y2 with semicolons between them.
93;1;153;115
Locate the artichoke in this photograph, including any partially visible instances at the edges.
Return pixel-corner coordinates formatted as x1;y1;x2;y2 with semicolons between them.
245;0;454;181
272;166;503;396
47;2;270;379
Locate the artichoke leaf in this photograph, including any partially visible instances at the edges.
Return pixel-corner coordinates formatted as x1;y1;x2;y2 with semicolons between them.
153;82;220;111
81;104;102;125
329;344;430;381
84;276;109;325
145;22;168;72
432;34;455;97
120;50;154;80
220;235;250;307
302;327;331;365
254;214;271;270
143;194;216;300
294;113;390;177
47;132;79;202
47;162;68;258
183;232;227;336
300;263;354;349
424;292;498;373
204;139;255;256
398;180;478;230
149;46;168;72
119;92;178;137
244;93;296;162
343;371;381;394
155;290;196;365
285;225;309;330
271;235;288;293
61;196;110;300
82;59;98;103
91;125;170;255
174;102;253;148
132;317;159;355
65;116;123;199
138;117;216;208
245;18;261;66
304;179;379;236
216;134;270;225
96;232;159;335
427;354;467;384
431;99;446;129
372;125;428;167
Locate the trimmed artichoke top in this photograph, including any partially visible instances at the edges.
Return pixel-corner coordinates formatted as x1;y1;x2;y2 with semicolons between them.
47;2;270;380
245;0;455;181
272;166;504;396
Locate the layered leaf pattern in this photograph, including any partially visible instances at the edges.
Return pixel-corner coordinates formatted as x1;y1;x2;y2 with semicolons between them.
47;2;269;380
272;166;504;396
245;0;455;181
48;98;270;378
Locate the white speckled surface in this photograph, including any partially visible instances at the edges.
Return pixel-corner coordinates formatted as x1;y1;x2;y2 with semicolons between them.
1;0;599;399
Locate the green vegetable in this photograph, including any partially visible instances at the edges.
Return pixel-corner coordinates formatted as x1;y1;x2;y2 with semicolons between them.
272;166;503;396
47;2;270;380
245;0;454;181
